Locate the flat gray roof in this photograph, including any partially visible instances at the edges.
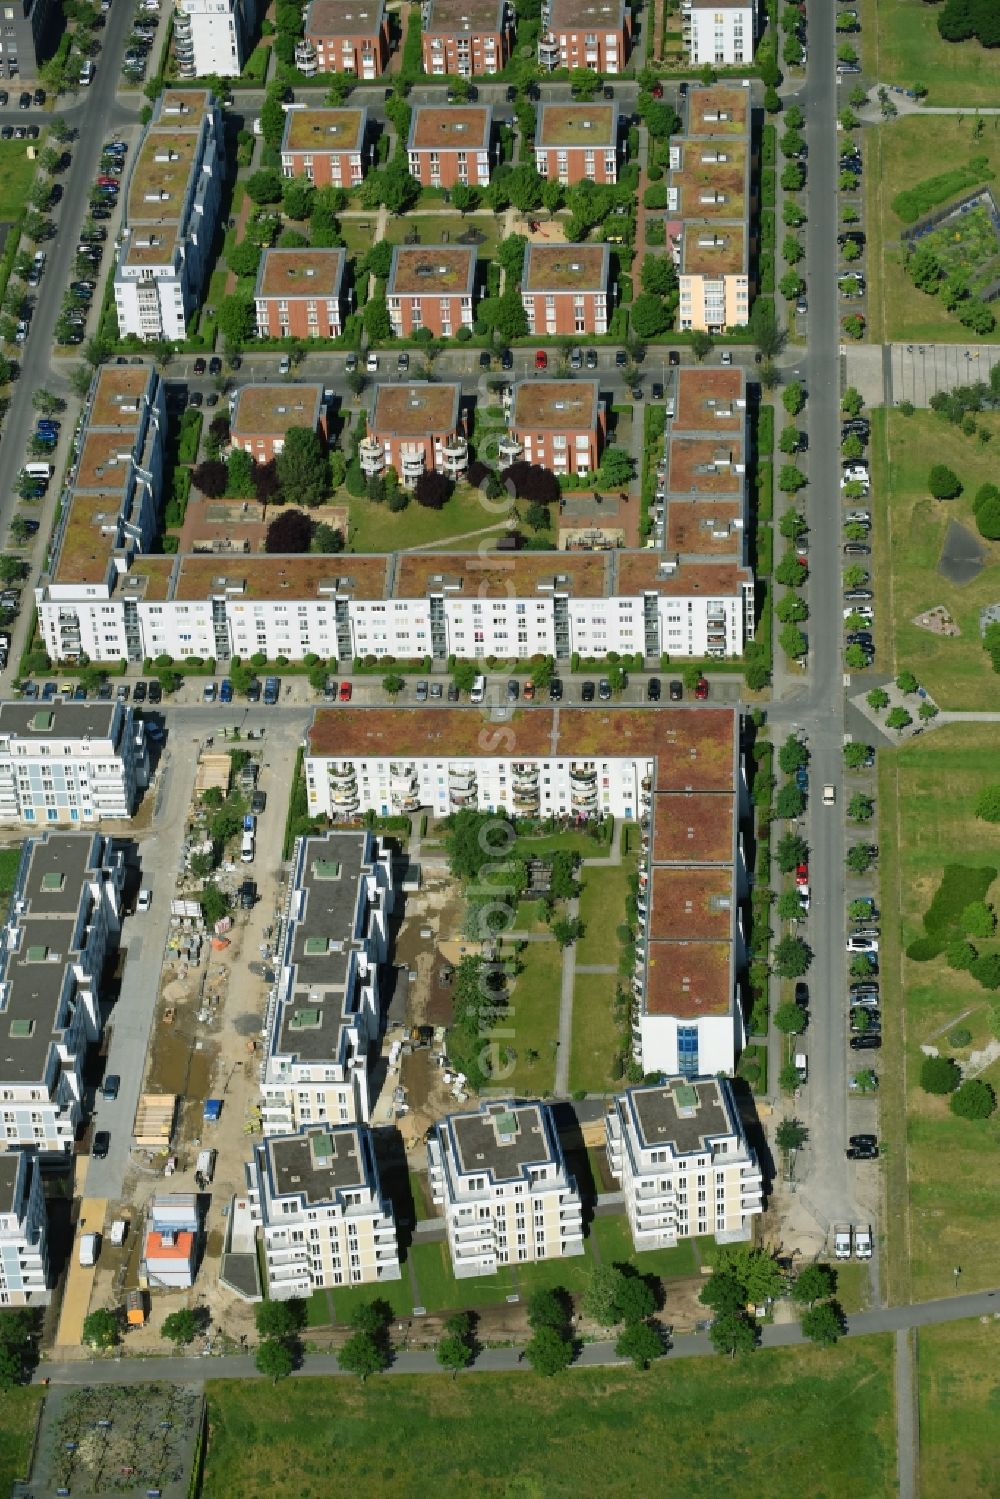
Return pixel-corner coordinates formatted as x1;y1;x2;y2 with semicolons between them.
265;1126;374;1203
272;832;380;1064
628;1077;736;1156
0;1152;21;1211
0;835;107;1084
449;1101;558;1183
0;700;121;744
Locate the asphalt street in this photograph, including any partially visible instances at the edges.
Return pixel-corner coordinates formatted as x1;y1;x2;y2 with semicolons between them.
35;1288;1000;1386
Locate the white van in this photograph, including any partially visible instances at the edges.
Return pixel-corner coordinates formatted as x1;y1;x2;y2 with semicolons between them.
240;830;255;863
80;59;95;84
24;462;53;480
470;674;486;704
196;1148;216;1182
79;1231;100;1267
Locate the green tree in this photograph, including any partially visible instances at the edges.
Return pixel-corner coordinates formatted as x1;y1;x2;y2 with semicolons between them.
82;1308;118;1349
962;901;996;938
975;785;1000;823
363;294;392;343
920;1055;961;1095
774;1000;805;1034
700;1269;744;1316
777;890;804;923
383;674;405;697
339;1328;389;1379
615;1320;663;1369
527;1288;569;1332
782;381;805;417
848;794;874;823
217;294;256;347
779;1061;803;1093
709;1311;757;1358
867;688;889;711
773;935;810;978
951;1078;995;1118
689;330;713;362
791;1264;835;1307
779;425;802;456
255;1298;306;1339
161;1308;199;1346
256;1337;295;1382
886;707;912;733
843;741;871;770
929;464;962;500
630;292;670;338
277;427;328;507
775;832;808;873
775;593;808;624
801;1302;843;1347
524;1325;574;1375
776;1117;808;1151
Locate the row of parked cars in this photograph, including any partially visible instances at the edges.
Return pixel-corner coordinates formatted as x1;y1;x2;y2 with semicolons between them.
202;676;281;705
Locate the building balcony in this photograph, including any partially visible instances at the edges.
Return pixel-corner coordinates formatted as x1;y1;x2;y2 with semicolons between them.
391;790;421;814
497;435;523;465
328;764;357;785
513;790;540;814
400;448;426;484
295;39;319;74
571;786;599;811
512;764;539;787
440;435;469;478
331;789;361;813
358;437;385;476
570;765;597;785
537;34;561;68
449;766;477;789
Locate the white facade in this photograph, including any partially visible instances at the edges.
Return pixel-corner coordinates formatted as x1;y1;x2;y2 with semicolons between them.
428;1100;584;1279
606;1077;762;1250
681;0;756;65
0;834;124;1156
638;1009;740;1077
173;0;258;76
260;832;394;1136
113;91;225;342
0;702;148;827
0;1152;50;1306
247;1125;400;1298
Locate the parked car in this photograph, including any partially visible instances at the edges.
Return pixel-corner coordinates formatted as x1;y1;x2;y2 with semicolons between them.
535;349;548;370
669;680;683;701
850;1034;882;1051
695;677;709;699
598;678;612;701
581;680;595;702
647;677;661;701
101;1074;120;1101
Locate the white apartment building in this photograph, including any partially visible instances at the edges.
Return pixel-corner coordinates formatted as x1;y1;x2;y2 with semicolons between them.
113;90;225;341
606;1077;762;1251
259;831;394;1136
0;702;149;827
173;0;260;77
0;834;124;1156
0;1152;50;1306
247;1124;400;1298
428;1100;584;1279
681;0;756;66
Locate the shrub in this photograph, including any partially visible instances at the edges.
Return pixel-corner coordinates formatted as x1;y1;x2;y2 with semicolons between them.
928;464;962;500
906;935;943;962
950;1079;996;1120
949;1027;973;1047
924;864;997;938
920;1054;961;1094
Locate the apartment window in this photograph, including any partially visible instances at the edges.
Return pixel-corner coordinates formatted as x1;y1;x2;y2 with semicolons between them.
677;1025;699;1077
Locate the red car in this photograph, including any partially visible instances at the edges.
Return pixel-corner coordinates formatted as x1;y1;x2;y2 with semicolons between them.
796;863;809;887
96;175;119;187
535;350;548;370
339;681;352;702
652;82;664;99
694;677;709;700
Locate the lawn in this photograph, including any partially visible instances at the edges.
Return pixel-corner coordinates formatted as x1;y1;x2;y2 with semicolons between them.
569;971;622;1093
878;725;1000;1304
590;1213;701;1280
202;1336;896;1499
408;1240;516;1312
512;827;612;861
342;485;503;552
866;116;1000;342
576;856;633;967
0;142;38;222
0;1387;43;1497
917;1319;1000;1497
0;844;21;904
862;0;1000;105
340;212;501;260
870;406;1000;708
504;938;565;1095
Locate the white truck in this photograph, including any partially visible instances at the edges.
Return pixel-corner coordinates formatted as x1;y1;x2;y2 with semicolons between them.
794;1052;808;1083
79;1231;100;1267
834;1225;853;1260
196;1148;216;1183
854;1224;873;1260
823;784;836;806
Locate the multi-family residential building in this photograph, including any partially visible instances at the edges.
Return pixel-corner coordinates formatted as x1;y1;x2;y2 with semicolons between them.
297;0;390;77
606;1076;762;1249
385;246;476;338
229;383;329;463
0;833;124;1155
537;0;630;73
247;1124;401;1298
259;832;394;1135
0;1151;50;1306
406;105;494;188
500;379;604;475
667;84;752;333
681;0;757;66
113;90;224;341
428;1100;584;1279
0;702;149;826
0;0;61;81
359;382;469;488
535;102;619;185
421;0;513;76
254;247;347;340
520;243;610;336
280;106;368;188
307;706;748;1074
173;0;260;78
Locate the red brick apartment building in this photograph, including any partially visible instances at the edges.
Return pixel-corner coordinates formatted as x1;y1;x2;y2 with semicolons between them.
502;380;604;475
254;248;347;339
359;383;469;488
537;0;631;73
534;102;620;184
386;245;477;337
298;0;390;76
520;243;610;335
280;107;368;189
230;385;329;463
406;105;494;188
421;0;514;76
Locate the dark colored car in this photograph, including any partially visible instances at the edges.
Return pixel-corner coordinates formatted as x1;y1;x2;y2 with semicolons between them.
251;790;267;815
147;680;162;704
239;879;257;910
479;351;491;370
209;355;222;375
581;680;595;702
845;1144;879;1159
598;678;612;701
92;1129;111;1158
101;1074;120;1101
850;1034;882;1051
133;680;147;702
193;356;206;374
500;349;513;370
850;1133;878;1149
615;349;627;368
669;680;683;701
794;982;809;1006
647;677;661;701
246;678;261;702
548;677;563;701
668;350;681;366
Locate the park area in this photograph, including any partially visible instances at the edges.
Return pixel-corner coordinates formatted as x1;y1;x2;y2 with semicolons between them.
865;117;1000;343
201;1336;896;1499
0;141;38;224
878;725;1000;1304
917;1318;1000;1497
869;407;1000;708
861;0;1000;104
